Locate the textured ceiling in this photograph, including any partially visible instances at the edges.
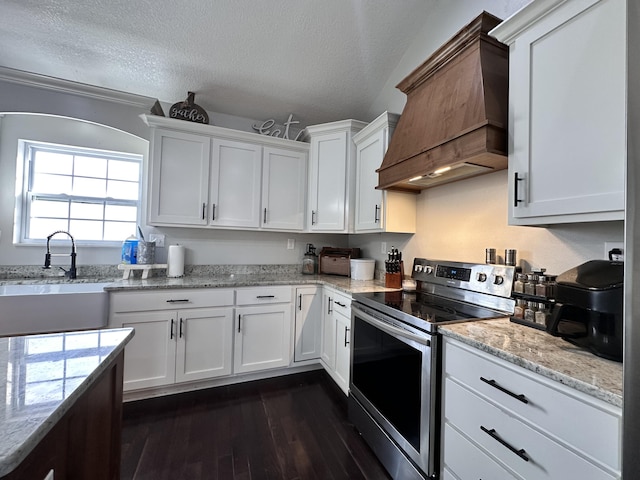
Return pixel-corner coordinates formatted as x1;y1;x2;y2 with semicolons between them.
0;0;437;125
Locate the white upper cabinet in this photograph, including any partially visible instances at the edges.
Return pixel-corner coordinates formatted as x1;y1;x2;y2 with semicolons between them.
491;0;626;225
261;147;307;231
210;138;262;228
354;112;416;233
306;120;366;233
148;128;210;225
143;115;309;231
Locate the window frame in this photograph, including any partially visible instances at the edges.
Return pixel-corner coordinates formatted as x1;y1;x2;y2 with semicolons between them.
14;139;143;247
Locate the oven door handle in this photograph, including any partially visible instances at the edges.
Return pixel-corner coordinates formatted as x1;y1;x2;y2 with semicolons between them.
354;307;431;346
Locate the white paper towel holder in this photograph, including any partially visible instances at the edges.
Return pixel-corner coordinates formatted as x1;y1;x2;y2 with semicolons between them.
167;244;185;278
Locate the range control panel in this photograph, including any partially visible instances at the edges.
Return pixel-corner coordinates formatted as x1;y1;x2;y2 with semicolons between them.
412;258;515;298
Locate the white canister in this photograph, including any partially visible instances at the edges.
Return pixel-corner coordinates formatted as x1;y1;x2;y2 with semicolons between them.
350;259;375;281
167;245;185;278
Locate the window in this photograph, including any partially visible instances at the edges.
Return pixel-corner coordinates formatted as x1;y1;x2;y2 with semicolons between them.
17;140;142;244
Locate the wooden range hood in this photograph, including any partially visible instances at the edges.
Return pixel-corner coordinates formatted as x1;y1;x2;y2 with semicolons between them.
377;12;509;192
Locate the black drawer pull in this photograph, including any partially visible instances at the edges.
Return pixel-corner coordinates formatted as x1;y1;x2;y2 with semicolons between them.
480;377;528;404
480;426;529;462
166;299;190;303
256;295;276;299
334;301;346;308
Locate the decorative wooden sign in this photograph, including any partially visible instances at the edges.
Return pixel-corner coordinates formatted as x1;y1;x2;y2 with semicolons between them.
169;92;209;124
253;113;305;141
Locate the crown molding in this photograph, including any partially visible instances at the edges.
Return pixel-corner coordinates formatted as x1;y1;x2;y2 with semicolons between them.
0;66;156;108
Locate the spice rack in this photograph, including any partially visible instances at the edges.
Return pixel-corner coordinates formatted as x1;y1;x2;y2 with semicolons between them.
510;270;556;331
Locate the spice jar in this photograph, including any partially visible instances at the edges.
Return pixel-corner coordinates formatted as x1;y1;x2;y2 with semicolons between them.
513;273;526;294
524;274;538;295
513;298;526;319
535;275;548;297
535;302;549;326
524;301;537;322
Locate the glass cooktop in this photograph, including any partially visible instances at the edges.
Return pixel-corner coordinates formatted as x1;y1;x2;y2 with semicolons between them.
353;291;507;332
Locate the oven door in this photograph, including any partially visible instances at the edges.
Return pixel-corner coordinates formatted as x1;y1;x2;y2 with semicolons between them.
350;303;439;477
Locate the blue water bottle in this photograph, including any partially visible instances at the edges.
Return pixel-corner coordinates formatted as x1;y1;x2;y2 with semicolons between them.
121;235;139;264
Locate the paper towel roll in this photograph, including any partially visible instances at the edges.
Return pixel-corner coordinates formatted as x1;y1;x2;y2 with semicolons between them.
167;245;185;278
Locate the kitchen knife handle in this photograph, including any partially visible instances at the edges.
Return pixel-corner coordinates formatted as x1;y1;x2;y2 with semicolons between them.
374;205;380;223
344;326;350;347
480;377;528;404
212;203;216;221
480;426;529;462
514;172;524;207
202;202;206;220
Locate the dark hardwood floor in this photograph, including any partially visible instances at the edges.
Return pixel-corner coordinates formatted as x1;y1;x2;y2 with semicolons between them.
121;370;391;480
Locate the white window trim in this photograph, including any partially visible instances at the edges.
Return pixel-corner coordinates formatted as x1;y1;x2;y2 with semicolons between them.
14;139;143;247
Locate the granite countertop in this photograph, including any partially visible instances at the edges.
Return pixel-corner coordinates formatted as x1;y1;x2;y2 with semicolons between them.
0;328;134;477
103;273;399;295
439;318;623;408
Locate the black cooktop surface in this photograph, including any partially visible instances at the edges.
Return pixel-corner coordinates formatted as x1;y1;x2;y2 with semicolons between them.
353;291;507;331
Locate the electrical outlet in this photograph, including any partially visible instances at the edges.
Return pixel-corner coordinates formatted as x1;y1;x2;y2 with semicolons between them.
381;242;387;254
604;241;624;260
287;239;295;250
149;233;165;247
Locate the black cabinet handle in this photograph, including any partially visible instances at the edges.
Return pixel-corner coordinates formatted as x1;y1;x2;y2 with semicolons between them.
480;377;528;404
480;426;529;462
256;295;275;299
202;202;206;220
311;210;316;225
238;314;241;333
344;326;350;347
179;318;183;338
170;319;175;339
298;294;302;311
514;172;524;207
166;299;190;303
374;204;380;223
327;297;333;314
263;208;267;224
212;203;216;221
335;301;346;308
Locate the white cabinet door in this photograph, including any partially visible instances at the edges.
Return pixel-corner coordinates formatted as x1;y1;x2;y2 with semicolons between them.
320;290;336;370
210;138;262;228
261;146;307;231
496;0;625;225
308;131;348;231
115;311;177;391
334;311;351;394
175;307;234;383
294;286;322;362
148;129;210;226
354;113;416;233
234;303;293;373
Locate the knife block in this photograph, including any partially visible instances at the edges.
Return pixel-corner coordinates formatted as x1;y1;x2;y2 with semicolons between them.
385;261;404;289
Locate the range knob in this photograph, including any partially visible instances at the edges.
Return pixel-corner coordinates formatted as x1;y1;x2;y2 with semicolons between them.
414;265;423;273
493;275;505;285
476;272;487;282
423;266;434;275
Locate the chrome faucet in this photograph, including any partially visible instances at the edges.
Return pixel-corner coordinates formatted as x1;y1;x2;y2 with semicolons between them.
44;230;77;279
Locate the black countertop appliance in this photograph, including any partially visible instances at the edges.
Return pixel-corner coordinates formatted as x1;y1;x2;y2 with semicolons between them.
547;260;623;362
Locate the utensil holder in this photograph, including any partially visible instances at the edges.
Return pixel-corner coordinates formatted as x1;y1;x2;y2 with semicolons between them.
385;261;404;289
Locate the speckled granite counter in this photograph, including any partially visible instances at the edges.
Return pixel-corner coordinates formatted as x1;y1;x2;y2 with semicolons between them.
439;318;623;407
0;328;134;477
103;273;398;295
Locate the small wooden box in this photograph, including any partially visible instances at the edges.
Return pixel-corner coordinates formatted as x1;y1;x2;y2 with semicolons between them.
318;247;360;276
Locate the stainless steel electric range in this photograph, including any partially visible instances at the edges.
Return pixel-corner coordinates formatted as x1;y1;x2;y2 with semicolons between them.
349;258;516;479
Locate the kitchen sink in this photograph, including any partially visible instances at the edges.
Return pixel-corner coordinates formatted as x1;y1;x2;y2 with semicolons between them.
0;282;111;337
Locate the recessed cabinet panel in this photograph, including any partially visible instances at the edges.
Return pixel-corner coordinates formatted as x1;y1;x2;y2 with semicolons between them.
149;129;210;225
294;286;322;362
210;139;262;228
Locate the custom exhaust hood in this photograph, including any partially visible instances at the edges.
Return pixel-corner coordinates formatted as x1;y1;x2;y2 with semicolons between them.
377;12;509;192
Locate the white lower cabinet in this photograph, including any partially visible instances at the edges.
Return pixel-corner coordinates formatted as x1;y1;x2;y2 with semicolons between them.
441;337;621;479
109;289;234;391
320;287;352;394
233;286;293;374
294;286;323;362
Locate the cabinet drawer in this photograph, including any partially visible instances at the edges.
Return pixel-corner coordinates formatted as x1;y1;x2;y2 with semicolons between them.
329;290;351;317
235;286;292;305
444;378;616;479
110;288;234;313
443;339;621;471
442;423;517;480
